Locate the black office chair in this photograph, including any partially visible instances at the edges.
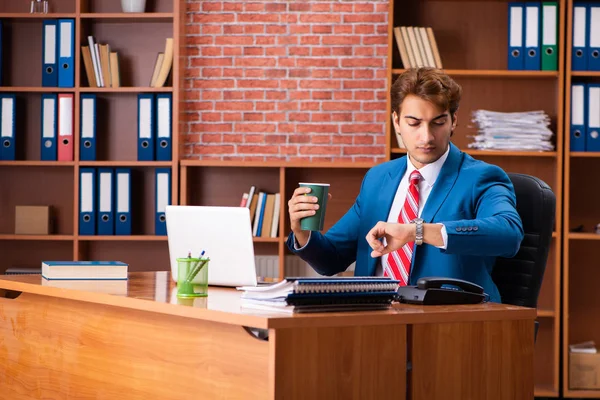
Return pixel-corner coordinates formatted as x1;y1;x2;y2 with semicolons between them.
491;173;556;341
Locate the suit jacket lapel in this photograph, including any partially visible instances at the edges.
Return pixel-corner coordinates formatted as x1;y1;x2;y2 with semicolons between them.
366;157;406;274
420;143;462;223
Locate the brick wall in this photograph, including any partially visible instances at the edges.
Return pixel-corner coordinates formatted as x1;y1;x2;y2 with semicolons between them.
183;0;389;162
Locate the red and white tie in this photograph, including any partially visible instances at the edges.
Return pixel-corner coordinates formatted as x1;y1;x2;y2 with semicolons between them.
383;170;422;286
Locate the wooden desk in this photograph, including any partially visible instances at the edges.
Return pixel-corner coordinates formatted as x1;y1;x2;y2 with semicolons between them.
0;272;535;400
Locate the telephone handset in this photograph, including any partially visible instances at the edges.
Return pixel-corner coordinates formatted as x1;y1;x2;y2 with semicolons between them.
396;276;487;305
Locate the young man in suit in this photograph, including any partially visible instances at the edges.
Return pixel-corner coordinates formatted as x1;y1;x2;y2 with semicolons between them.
286;67;524;303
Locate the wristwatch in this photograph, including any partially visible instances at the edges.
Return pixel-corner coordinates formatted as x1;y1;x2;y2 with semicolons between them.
411;218;424;245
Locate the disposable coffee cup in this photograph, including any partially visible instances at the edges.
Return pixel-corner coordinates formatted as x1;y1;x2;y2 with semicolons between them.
299;183;330;231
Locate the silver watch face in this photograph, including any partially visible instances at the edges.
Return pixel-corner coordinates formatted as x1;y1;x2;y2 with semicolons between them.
411;218;424;224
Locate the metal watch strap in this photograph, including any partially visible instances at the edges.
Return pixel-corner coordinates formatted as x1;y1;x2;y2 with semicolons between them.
413;218;424;245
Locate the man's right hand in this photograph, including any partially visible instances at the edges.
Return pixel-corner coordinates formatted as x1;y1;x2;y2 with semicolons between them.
288;186;320;248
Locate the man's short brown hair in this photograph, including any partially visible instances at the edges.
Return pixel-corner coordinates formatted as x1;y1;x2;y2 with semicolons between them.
391;67;462;118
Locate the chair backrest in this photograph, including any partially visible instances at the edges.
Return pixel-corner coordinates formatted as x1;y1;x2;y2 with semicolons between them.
491;173;556;308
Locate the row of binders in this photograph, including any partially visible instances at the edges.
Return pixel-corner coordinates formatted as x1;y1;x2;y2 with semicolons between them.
508;2;558;71
570;83;600;152
79;167;171;236
137;93;173;161
572;3;600;71
41;19;76;87
393;26;442;69
241;186;281;238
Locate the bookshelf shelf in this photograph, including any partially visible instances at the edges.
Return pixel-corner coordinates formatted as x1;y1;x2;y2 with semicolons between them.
571;71;600;77
563;389;600;398
180;160;375;169
537;309;556;318
253;237;279;243
568;233;600;241
0;235;74;241
78;236;168;241
80;12;174;20
0;87;76;93
0;161;75;167
570;152;600;158
0;13;77;19
78;161;173;167
391;69;559;78
78;87;173;93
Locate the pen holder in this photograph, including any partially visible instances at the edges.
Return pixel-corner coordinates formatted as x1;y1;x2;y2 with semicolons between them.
176;257;209;298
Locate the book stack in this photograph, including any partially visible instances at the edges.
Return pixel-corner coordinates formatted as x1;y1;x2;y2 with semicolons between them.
42;261;128;280
393;26;442;69
238;276;400;314
82;36;120;88
241;186;281;238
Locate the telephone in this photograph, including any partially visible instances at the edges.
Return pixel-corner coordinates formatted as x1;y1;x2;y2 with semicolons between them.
396;276;487;305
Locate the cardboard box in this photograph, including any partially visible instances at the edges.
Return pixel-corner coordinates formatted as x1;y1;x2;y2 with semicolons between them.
15;206;52;235
570;351;600;389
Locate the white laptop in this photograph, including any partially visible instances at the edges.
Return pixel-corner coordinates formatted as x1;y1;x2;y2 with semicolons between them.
165;205;258;287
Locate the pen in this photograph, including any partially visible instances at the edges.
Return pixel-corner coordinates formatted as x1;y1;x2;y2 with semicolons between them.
185;250;207;282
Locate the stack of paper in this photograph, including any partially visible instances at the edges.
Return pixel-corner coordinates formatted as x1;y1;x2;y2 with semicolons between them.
468;110;555;152
238;276;399;314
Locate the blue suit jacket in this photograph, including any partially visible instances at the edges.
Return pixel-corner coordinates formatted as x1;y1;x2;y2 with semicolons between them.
286;143;524;303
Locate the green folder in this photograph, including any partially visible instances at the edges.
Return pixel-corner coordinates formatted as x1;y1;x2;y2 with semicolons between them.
541;2;558;71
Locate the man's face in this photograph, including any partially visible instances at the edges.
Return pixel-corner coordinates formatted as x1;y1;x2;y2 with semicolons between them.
392;94;457;169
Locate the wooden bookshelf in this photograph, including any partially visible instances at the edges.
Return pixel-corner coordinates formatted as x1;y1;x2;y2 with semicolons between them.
388;1;564;396
0;0;183;272
563;1;600;397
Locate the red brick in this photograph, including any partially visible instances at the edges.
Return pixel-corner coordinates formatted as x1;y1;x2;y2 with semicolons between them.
300;102;320;111
239;14;279;23
332;47;353;57
289;25;311;35
323;36;361;46
266;47;287;57
355;91;375;101
289;91;311;100
375;135;387;145
223;25;243;35
223;91;244;100
363;102;387;111
187;36;214;45
300;36;320;45
312;25;333;34
282;14;298;24
343;80;385;89
243;134;266;143
332;135;353;145
244;25;265;34
334;92;353;101
297;58;339;68
266;91;287;100
238;79;279;88
355;112;375;122
343;14;385;24
299;146;341;155
265;135;287;144
342;58;384;68
256;37;276;45
311;135;332;144
195;123;233;132
322;101;361;111
223;3;243;12
267;25;287;35
202;25;222;35
193;14;234;24
238;145;280;154
244;91;265;100
245;2;265;12
202;2;222;12
280;145;299;155
332;4;353;13
202;67;222;77
256;102;276;111
222;134;244;143
244;69;263;78
223;47;243;57
376;90;387;101
237;123;276;133
187;102;213;111
289;113;310;122
266;3;287;13
201;91;223;100
289;69;311;78
277;101;299;111
332;70;353;79
223;68;244;77
334;25;354;35
280;80;299;89
194;145;235;154
354;4;374;13
343;146;386;156
299;80;340;90
243;113;264;121
311;113;332;122
297;124;339;134
201;133;223;142
290;4;311;12
215;101;255;111
195;79;235;89
311;48;331;57
331;113;353;122
353;135;375;144
185;133;200;143
278;123;297;133
244;47;264;56
289;135;311;144
312;91;332;100
278;36;299;46
202;47;223;57
266;113;287;122
355;47;374;57
376;4;388;13
376;24;388;35
223;112;243;121
191;57;233;67
186;3;201;12
290;47;310;56
278;57;297;67
354;69;374;79
312;70;332;79
363;36;387;45
265;69;286;79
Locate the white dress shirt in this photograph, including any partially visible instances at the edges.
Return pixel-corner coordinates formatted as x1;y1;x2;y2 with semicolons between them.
374;145;450;276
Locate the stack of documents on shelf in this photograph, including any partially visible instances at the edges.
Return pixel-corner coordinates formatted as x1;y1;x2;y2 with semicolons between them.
238;276;399;314
468;110;555;151
41;261;128;281
570;341;597;354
